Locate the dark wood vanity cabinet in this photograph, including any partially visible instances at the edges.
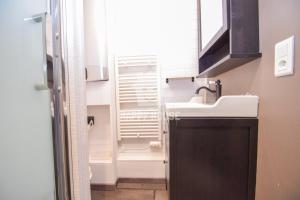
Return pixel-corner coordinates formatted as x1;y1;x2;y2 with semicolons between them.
166;118;258;200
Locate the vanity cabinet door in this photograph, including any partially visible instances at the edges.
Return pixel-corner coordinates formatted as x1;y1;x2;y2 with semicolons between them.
169;118;258;200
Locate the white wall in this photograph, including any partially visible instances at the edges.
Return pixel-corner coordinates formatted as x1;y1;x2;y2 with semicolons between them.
114;0;203;103
86;82;111;105
114;0;199;75
87;105;112;161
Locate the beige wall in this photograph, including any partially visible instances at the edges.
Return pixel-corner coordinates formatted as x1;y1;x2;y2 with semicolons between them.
214;0;300;199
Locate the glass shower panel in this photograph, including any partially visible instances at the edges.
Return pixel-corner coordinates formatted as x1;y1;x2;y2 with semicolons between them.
0;0;56;199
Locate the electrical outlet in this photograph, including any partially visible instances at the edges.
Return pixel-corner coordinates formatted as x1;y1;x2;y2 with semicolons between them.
275;36;295;77
87;116;95;125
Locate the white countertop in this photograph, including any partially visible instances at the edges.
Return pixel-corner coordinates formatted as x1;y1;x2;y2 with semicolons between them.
165;95;259;118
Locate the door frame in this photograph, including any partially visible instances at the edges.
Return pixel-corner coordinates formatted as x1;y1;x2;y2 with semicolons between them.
50;0;73;199
59;0;92;199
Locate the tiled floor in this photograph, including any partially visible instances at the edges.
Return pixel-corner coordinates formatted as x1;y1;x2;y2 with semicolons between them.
91;181;168;200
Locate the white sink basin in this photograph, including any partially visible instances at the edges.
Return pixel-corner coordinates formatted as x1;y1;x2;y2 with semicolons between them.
165;95;259;118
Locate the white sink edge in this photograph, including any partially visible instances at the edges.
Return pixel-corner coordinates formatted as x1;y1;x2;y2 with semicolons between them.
165;95;259;118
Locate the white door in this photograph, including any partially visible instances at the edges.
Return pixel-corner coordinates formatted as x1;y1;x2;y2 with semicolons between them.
0;0;56;199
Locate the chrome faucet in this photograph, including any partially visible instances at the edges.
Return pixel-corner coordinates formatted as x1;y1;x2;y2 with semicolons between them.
195;80;222;101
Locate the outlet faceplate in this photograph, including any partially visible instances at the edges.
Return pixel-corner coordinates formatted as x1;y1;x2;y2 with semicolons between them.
87;116;95;125
275;36;295;77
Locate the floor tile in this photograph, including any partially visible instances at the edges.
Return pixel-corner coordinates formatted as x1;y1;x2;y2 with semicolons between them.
117;182;143;189
117;182;166;190
92;180;167;200
155;190;168;200
141;183;166;190
91;189;154;200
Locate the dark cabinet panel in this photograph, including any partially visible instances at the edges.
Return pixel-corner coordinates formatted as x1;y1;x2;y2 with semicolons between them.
167;118;258;200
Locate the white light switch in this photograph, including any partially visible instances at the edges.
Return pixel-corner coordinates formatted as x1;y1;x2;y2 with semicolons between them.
275;36;295;77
